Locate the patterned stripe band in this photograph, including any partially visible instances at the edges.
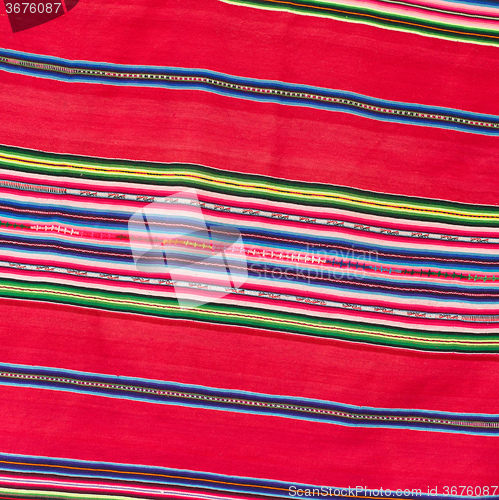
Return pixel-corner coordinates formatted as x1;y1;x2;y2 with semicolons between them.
0;452;497;500
0;363;498;435
1;49;498;135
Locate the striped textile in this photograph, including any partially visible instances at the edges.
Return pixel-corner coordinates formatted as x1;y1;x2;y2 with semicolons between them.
220;0;499;46
1;0;499;498
1;145;499;352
